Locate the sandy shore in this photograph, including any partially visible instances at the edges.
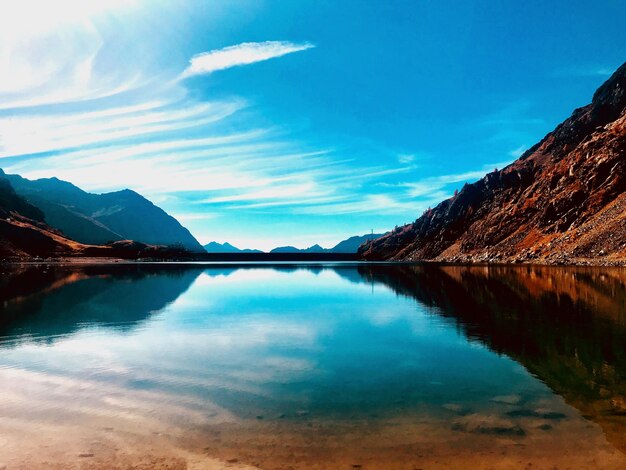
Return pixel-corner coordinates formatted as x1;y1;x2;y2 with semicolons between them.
1;379;625;470
1;415;625;470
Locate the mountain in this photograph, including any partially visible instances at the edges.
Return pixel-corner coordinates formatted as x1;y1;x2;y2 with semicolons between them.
330;233;384;253
0;177;194;260
0;170;204;253
0;178;82;258
302;244;325;253
361;62;626;264
204;241;241;253
203;241;263;253
0;178;45;222
270;244;326;254
270;245;306;253
0;175;100;259
269;235;385;254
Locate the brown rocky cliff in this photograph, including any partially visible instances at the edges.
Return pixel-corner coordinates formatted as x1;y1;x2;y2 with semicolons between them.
360;61;626;264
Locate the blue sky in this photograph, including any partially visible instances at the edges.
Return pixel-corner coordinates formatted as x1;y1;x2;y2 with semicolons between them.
0;0;624;250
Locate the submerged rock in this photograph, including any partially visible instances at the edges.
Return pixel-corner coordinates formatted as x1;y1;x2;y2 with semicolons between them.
451;414;526;436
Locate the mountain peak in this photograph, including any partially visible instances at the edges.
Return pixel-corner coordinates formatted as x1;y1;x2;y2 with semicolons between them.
204;241;240;252
106;188;143;199
592;62;626;106
590;62;626;125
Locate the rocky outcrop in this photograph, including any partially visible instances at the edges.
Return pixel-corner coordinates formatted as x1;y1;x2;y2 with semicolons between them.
360;62;626;264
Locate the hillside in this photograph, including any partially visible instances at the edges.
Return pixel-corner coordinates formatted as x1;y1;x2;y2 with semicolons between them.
361;62;626;264
0;170;204;253
0;179;82;258
0;177;193;260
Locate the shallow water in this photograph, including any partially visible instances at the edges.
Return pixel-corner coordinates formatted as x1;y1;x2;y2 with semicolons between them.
0;263;625;469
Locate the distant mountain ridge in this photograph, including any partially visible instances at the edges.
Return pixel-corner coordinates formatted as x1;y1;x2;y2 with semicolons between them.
270;234;385;254
203;241;262;253
330;234;385;253
0;170;204;253
361;62;626;264
271;244;326;254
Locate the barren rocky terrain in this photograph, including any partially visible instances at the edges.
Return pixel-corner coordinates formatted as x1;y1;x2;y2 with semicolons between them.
360;62;626;265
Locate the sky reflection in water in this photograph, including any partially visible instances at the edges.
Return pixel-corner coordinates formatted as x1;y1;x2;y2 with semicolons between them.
0;263;625;467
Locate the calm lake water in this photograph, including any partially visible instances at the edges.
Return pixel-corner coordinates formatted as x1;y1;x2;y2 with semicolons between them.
0;263;625;469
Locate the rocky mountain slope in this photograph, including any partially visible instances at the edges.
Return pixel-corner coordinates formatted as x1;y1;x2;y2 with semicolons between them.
0;179;82;258
0;170;204;253
0;177;192;260
361;62;626;264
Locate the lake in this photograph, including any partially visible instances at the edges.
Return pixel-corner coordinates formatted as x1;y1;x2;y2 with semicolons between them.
0;263;625;469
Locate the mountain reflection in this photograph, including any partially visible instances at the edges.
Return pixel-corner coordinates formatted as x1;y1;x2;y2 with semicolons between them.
0;264;202;343
357;264;626;453
1;262;625;454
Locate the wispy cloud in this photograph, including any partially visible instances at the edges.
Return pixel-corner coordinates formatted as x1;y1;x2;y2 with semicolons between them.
202;182;323;204
281;163;507;218
0;0;149;109
297;194;428;216
0;99;246;158
180;41;315;79
3;87;415;219
553;65;616;78
0;5;465;247
331;161;512;219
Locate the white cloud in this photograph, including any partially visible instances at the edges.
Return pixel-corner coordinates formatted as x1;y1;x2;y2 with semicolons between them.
180;41;315;79
0;5;424;247
0;0;144;108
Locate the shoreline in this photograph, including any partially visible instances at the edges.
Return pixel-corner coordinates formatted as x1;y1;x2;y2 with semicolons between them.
2;256;626;267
